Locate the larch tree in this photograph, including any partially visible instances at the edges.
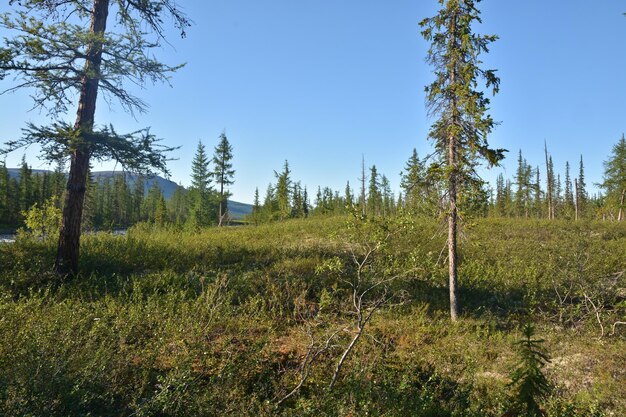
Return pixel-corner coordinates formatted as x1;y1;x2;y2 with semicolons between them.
421;0;504;320
211;132;235;226
601;134;626;221
0;0;189;275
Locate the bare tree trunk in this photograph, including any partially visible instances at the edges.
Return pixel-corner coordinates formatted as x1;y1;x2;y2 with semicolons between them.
360;154;366;216
218;177;226;226
544;142;553;220
618;189;625;222
574;178;579;222
55;0;109;275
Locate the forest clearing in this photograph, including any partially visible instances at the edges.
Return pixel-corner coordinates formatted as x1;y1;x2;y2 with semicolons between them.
1;0;625;415
0;217;624;415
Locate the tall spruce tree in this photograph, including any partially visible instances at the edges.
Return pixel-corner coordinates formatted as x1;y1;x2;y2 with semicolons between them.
0;161;9;223
564;161;574;217
533;167;542;218
344;181;354;209
421;0;504;320
211;132;235;226
0;0;189;275
400;148;426;212
367;165;381;216
274;160;292;220
577;155;587;218
189;140;213;228
302;186;310;218
601;134;626;221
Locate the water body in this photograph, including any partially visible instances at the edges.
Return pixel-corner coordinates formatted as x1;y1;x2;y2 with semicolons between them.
0;235;15;243
0;229;127;244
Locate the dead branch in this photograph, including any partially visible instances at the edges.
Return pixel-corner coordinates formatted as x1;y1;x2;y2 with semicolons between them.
610;321;626;336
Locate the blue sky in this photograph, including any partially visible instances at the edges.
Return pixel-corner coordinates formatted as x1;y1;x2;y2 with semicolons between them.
1;0;625;204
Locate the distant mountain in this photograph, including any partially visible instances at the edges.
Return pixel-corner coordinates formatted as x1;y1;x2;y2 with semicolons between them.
91;171;179;199
7;168;51;179
6;168;253;220
228;200;254;220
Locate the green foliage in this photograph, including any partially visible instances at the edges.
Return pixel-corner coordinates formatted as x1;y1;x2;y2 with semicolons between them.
212;132;235;223
21;197;62;240
601;134;626;220
420;0;505;184
0;217;624;415
508;323;551;416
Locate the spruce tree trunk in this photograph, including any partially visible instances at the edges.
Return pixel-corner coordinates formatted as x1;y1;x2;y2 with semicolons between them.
447;10;459;322
619;189;625;222
574;178;579;221
448;135;459;321
218;179;225;226
54;0;109;275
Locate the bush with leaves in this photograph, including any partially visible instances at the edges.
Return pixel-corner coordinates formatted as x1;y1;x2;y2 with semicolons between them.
20;197;62;240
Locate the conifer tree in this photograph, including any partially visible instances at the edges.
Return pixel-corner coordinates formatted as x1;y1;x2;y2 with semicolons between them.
251;187;261;224
544;143;555;220
367;165;381;216
302;186;309;218
577;155;587;218
0;0;189;275
508;323;551;417
400;148;426;212
212;132;235;226
262;183;275;221
18;156;34;215
546;155;557;219
495;173;506;217
564;161;574;218
132;175;145;223
189;140;213;228
81;170;97;230
291;182;304;218
50;160;66;205
601;134;626;221
154;193;168;226
344;181;354;209
421;0;504;320
381;174;393;217
515;150;532;218
533;167;542;218
169;184;187;225
274;160;292;219
0;161;9;223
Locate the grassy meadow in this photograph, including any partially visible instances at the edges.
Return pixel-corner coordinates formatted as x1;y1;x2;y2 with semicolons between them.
0;216;624;416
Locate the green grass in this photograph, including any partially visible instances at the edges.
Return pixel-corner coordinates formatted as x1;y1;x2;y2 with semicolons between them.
0;217;624;416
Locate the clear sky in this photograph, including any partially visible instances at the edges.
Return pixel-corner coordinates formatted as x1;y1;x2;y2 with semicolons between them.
1;1;625;204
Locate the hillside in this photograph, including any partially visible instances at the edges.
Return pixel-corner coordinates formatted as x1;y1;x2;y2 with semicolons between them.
7;168;252;219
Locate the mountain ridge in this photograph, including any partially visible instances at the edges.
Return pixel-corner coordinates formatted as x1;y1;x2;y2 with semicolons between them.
6;168;253;219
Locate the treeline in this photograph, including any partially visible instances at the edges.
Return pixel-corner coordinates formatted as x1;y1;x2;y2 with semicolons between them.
248;159;399;224
0;158;66;227
0;133;236;230
0;158;177;229
492;137;626;220
249;135;626;223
